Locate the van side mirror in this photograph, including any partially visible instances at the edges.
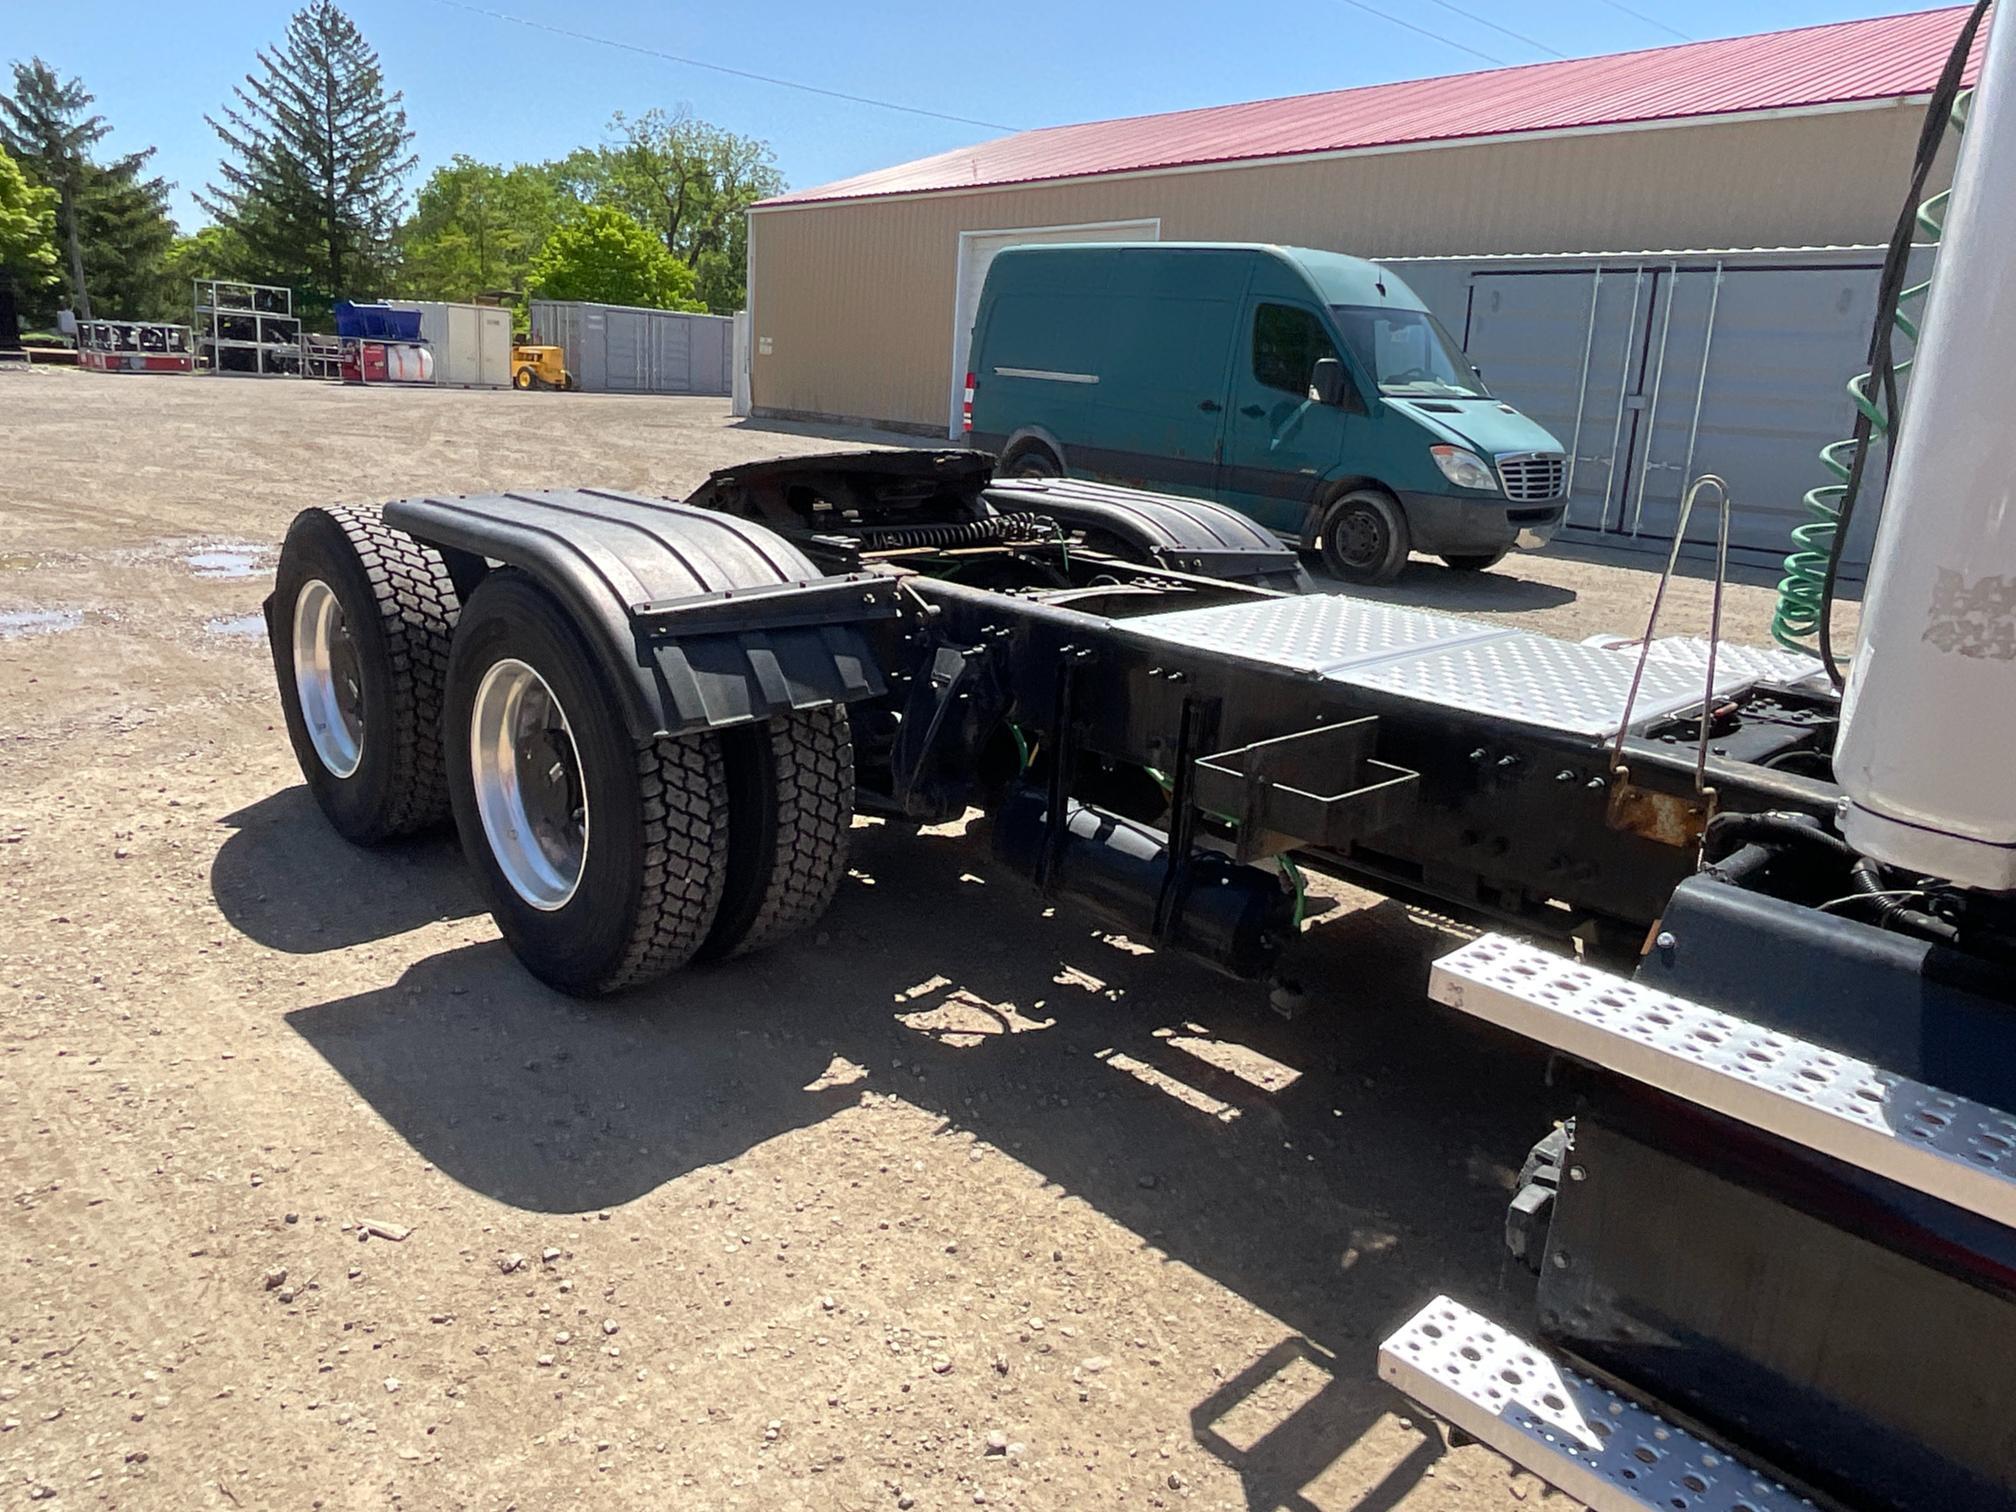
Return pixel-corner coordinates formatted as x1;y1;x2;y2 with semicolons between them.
1309;356;1346;407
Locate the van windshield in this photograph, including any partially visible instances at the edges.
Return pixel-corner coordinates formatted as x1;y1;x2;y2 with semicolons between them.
1330;306;1488;398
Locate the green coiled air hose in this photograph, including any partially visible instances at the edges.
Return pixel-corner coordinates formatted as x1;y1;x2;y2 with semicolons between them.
1773;88;1973;660
1770;0;1991;678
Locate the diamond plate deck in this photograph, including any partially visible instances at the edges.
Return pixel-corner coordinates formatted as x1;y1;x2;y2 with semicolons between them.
1128;595;1507;676
1347;630;1750;736
1129;597;1760;735
1587;635;1828;689
1380;1296;1816;1512
1429;934;2016;1229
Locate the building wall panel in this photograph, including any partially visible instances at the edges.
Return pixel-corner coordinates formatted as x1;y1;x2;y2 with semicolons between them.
750;105;1934;431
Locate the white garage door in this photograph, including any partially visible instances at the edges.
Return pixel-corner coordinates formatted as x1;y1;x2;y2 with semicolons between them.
947;218;1159;439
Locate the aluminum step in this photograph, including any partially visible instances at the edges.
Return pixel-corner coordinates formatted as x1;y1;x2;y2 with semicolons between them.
1380;1296;1815;1512
1431;934;2016;1229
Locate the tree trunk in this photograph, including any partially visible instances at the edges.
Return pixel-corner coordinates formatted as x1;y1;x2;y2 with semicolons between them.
60;183;91;322
0;272;21;350
324;67;341;301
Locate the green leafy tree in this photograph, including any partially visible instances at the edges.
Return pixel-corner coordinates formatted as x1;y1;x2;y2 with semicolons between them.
525;204;704;311
199;1;417;317
0;143;58;344
163;224;258;290
546;110;782;313
398;156;570;302
1;58;173;323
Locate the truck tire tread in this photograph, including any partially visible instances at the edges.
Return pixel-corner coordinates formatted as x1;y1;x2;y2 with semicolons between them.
704;708;853;960
276;504;460;841
604;733;733;991
334;505;460;834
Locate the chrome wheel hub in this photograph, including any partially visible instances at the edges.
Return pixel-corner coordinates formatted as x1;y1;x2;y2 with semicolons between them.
292;578;365;778
469;657;588;911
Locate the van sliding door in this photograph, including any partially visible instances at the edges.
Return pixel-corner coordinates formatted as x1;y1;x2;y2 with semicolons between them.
1069;255;1243;497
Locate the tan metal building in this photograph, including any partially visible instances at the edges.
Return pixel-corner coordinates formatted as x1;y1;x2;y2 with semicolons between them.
748;6;1971;438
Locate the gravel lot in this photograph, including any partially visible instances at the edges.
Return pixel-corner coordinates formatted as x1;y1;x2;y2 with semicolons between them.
1;373;1802;1510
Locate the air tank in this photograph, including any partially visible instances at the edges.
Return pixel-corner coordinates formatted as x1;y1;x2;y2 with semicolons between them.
1836;2;2016;891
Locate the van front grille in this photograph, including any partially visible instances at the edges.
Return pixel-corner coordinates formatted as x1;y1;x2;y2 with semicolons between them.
1498;453;1566;502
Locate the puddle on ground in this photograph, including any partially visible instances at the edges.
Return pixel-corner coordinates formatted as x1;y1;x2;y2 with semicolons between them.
204;612;268;640
0;608;83;639
185;545;269;579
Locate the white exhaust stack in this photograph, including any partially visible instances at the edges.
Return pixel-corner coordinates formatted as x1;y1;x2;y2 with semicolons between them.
1836;2;2016;892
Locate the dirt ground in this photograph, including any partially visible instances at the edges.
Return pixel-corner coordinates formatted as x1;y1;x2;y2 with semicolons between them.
0;373;1806;1511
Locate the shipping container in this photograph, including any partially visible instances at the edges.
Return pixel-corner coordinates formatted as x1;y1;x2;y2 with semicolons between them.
391;301;513;389
1381;246;1929;579
529;301;733;396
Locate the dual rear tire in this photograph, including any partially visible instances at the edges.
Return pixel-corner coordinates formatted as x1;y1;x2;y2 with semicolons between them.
272;511;852;996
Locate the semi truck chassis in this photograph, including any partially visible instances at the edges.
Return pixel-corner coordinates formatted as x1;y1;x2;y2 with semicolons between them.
264;448;2015;1510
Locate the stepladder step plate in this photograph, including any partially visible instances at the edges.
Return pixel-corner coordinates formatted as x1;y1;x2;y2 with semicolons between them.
1380;1295;1816;1512
1429;934;2016;1230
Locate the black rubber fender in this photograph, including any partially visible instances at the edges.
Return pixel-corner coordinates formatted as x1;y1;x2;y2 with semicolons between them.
982;475;1311;591
384;489;892;742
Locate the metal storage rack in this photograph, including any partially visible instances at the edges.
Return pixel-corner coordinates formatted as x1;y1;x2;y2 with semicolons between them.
77;320;195;373
299;333;343;381
194;278;301;376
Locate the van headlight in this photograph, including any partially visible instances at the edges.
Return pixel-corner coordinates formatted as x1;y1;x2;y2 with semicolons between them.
1429;445;1499;492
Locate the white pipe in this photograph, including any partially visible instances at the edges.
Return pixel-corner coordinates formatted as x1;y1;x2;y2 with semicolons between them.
1836;3;2016;890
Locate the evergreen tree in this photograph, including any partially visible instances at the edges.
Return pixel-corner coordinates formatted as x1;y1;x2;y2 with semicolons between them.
199;1;417;314
76;160;179;321
0;58;172;322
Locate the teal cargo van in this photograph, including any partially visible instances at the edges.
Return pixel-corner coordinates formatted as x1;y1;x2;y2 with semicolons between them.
964;243;1567;583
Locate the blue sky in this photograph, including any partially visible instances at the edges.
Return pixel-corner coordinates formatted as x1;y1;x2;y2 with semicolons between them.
3;0;1933;231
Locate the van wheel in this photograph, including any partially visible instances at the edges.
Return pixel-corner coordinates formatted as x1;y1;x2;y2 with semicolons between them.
1000;441;1062;479
1442;550;1508;572
1317;488;1410;584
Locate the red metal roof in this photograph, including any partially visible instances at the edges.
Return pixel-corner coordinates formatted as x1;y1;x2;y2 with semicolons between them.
760;6;1981;208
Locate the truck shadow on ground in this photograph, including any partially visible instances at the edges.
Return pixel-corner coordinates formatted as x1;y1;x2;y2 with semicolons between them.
728;414;924;448
1311;560;1577;614
211;788;482;952
256;814;1560;1509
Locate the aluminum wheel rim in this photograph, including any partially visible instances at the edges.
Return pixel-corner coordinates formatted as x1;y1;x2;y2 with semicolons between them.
292;578;365;778
469;657;589;911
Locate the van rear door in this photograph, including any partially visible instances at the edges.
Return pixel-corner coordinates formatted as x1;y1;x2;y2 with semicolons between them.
1219;298;1355;533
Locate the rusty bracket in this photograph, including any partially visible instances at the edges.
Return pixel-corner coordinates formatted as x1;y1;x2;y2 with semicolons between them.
1605;763;1718;849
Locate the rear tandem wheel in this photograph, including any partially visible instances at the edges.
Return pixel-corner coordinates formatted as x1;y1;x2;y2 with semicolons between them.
443;571;733;996
702;709;854;961
272;508;860;995
270;505;461;843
